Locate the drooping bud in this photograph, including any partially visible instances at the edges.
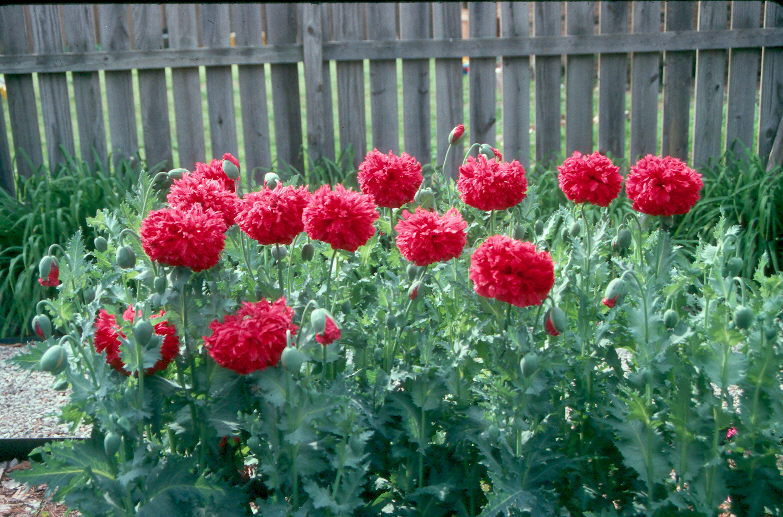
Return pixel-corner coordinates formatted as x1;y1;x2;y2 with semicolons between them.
513;224;525;240
733;306;753;330
544;306;566;336
281;346;307;372
448;124;465;145
519;352;540;377
154;276;167;294
534;220;544;236
569;220;581;238
726;257;743;277
408;281;421;300
94;236;108;252
104;432;122;456
414;188;435;209
300;243;315;262
602;278;626;308
479;144;495;160
264;172;280;189
614;226;632;251
167;168;188;181
38;256;60;287
116;246;136;269
271;245;288;262
222;159;240;180
133;319;154;346
32;314;52;340
39;345;67;373
406;263;421;281
663;309;679;329
311;310;340;346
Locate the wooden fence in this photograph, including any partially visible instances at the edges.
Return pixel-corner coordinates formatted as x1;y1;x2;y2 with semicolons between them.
0;2;782;193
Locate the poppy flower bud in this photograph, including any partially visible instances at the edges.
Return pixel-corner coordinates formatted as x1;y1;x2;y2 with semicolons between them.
40;345;67;373
167;168;188;181
83;287;96;304
414;188;435;209
519;352;540;377
513;224;525;240
535;220;544;235
569;220;581;238
733;306;753;330
663;309;679;329
448;124;465;145
406;263;422;281
479;144;495;160
764;325;777;341
38;255;60;286
408;281;420;300
116;246;136;269
603;278;626;308
281;346;307;372
133;319;154;346
154;276;167;294
301;243;315;261
94;236;108;252
104;432;122;456
614;226;632;251
311;309;340;345
222;159;240;180
544;306;566;336
264;172;280;189
726;257;743;277
32;314;52;340
271;245;288;262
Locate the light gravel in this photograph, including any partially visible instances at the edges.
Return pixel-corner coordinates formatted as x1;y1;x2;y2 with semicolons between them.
0;344;89;439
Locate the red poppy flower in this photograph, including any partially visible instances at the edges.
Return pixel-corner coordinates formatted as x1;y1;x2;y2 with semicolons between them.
141;205;227;272
394;207;467;266
625;155;703;216
236;184;311;245
457;155;527;211
204;298;297;374
315;315;341;346
303;184;379;252
469;235;555;307
167;173;240;227
557;151;623;207
358;149;423;208
192;153;241;192
602;297;617;308
38;263;60;287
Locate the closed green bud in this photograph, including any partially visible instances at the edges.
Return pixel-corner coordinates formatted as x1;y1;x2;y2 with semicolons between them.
167;168;188;180
535;220;544;235
32;314;52;340
310;308;328;332
520;353;540;377
264;172;280;189
222;159;240;180
386;313;397;328
406;263;421;281
734;306;754;330
545;306;567;336
301;243;315;262
116;417;131;434
663;309;679;329
40;345;67;373
246;436;261;452
104;432;122;456
94;236;108;252
271;245;288;262
513;225;525;240
764;326;777;341
116;246;136;269
38;255;56;279
133;320;154;346
479;144;495;160
83;287;96;304
281;346;307;372
414;188;435;209
726;257;743;277
342;300;352;314
604;278;626;300
154;276;167;294
615;226;632;251
569;220;581;238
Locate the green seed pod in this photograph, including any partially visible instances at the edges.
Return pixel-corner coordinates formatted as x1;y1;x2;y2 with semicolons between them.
94;236;108;252
406;263;421;281
116;246;136;269
726;257;744;277
104;432;122;456
414;188;435;209
40;345;67;373
734;306;754;330
264;172;280;189
569;220;581;238
281;346;307;372
116;417;131;434
534;220;544;236
38;255;56;279
663;309;679;329
52;378;68;391
513;224;525;240
301;243;315;262
133;320;154;346
519;353;540;378
222;159;240;180
615;226;632;251
604;278;626;301
246;436;261;452
154;276;167;294
167;168;188;180
479;144;495;160
271;245;288;262
764;325;777;341
32;314;52;340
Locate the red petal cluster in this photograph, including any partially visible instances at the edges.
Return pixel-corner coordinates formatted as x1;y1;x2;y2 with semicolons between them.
93;308;179;375
204;298;297;374
457;155;528;211
315;316;341;346
168;173;240;227
236;184;311;245
141;205;227;272
394;207;467;266
449;124;465;144
38;263;60;287
303;184;379;252
602;297;617;308
192;153;241;192
358;149;423;208
557;151;623;207
469;235;555;307
625;155;703;216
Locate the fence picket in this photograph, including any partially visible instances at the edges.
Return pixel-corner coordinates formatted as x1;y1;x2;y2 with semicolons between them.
201;4;238;161
132;5;172;171
303;4;332;165
367;3;399;155
534;2;561;165
693;1;729;168
500;2;530;168
0;98;12;192
598;2;627;162
332;3;366;168
662;2;696;161
267;3;305;171
235;3;272;180
469;2;497;149
434;2;464;176
0;5;43;177
726;2;762;156
759;1;783;167
400;3;431;165
30;5;75;172
630;1;660;161
61;5;106;166
566;2;595;155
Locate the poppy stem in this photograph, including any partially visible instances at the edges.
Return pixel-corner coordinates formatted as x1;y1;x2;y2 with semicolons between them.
275;244;285;296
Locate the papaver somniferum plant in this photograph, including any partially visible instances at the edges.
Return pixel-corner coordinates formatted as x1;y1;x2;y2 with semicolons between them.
15;137;782;517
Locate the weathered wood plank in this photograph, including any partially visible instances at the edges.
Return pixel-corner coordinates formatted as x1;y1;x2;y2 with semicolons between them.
332;3;366;168
303;3;332;164
434;2;464;176
61;5;106;165
266;3;304;171
235;3;271;180
662;2;696;160
319;4;335;162
469;2;497;148
100;4;138;166
401;3;431;164
165;4;205;169
0;97;13;192
598;2;627;161
726;2;762;156
0;5;43;176
132;4;172;171
500;2;529;168
766;112;783;171
693;1;728;168
759;2;783;167
566;2;595;155
30;5;75;171
367;3;398;154
630;1;660;161
202;4;238;160
535;2;561;165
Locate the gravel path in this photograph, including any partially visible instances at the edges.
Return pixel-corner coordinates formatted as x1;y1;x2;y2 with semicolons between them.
0;344;89;439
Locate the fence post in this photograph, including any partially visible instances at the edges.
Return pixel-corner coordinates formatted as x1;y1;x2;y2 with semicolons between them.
469;2;497;149
434;2;464;176
367;3;399;155
534;2;562;166
400;3;432;165
630;1;661;162
332;3;366;169
759;1;783;168
726;2;762;158
598;2;627;163
303;3;332;165
662;2;696;161
0;94;12;193
500;2;530;169
565;2;595;155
